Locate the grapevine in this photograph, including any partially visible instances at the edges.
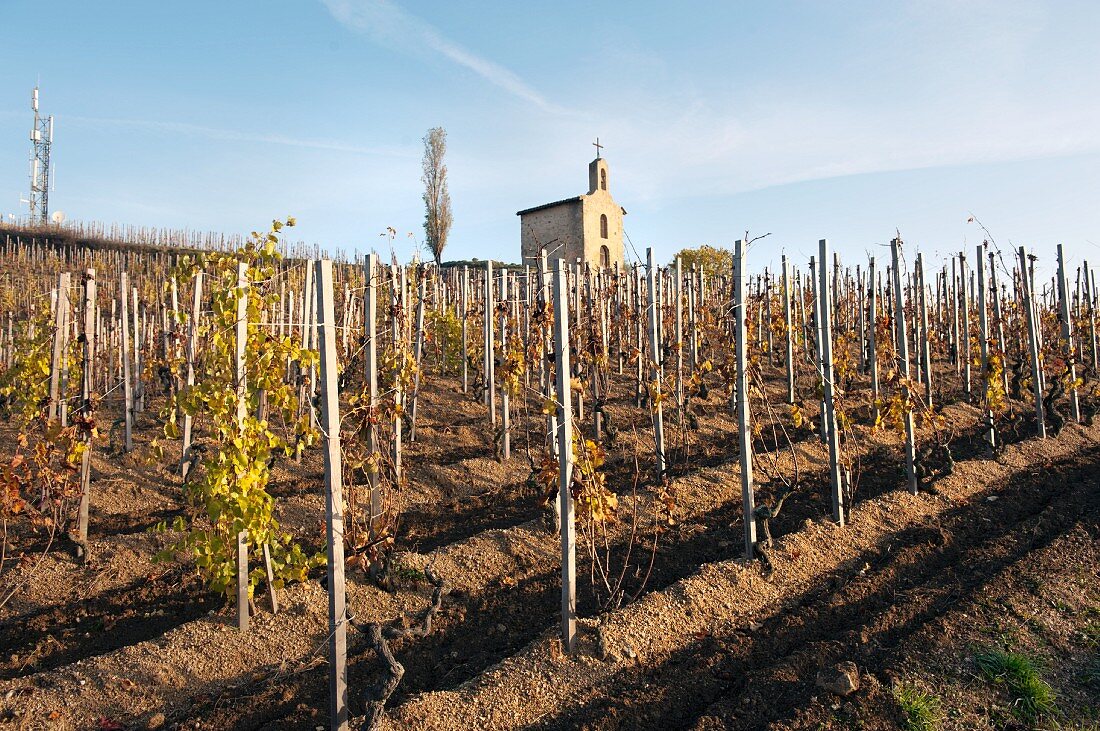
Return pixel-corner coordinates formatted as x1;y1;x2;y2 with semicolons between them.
156;218;324;598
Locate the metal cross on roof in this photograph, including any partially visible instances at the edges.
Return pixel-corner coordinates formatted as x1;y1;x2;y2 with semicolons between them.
593;137;603;159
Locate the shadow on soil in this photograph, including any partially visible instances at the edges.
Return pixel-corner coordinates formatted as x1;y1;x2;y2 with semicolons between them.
0;568;221;681
525;443;1100;730
148;432;1094;730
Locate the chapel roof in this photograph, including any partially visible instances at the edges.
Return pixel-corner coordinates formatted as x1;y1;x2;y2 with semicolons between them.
515;196;582;217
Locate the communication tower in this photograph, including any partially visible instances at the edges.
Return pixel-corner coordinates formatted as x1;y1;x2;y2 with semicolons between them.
28;86;53;224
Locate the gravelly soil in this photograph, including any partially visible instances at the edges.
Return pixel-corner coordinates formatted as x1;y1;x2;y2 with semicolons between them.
0;359;1093;731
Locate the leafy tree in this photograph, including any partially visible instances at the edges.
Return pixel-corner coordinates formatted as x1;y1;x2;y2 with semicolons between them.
422;127;453;265
670;244;733;277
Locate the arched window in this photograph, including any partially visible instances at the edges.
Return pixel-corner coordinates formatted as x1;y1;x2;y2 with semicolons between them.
600;214;608;239
600;169;607;191
600;245;610;268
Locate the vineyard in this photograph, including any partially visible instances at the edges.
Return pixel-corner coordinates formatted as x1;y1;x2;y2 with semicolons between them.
0;222;1097;730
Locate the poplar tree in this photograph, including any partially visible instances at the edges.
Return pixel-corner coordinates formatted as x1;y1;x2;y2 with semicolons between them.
422;127;453;265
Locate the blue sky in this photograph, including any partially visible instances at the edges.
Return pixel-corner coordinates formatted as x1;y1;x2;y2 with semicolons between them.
1;1;1098;273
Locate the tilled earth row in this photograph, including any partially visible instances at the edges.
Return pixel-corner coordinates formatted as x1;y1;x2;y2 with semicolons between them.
0;369;814;687
124;404;983;729
0;366;1014;729
376;420;1099;730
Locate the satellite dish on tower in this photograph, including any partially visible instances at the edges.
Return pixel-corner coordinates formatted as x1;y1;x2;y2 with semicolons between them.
51;210;65;225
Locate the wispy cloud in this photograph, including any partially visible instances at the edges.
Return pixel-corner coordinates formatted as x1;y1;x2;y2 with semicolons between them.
544;0;1100;204
65;115;414;157
321;0;570;114
597;94;1100;206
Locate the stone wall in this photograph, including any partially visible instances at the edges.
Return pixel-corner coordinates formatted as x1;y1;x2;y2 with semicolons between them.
580;195;624;268
519;202;582;266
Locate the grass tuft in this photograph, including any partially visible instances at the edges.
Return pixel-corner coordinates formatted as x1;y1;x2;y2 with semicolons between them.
974;648;1058;724
892;683;942;731
1081;656;1100;690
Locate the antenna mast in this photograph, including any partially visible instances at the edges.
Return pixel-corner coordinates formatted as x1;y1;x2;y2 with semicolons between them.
28;86;53;225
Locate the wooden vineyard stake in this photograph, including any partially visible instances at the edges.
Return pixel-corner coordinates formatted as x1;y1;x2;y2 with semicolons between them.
646;249;666;480
169;276;182;397
1095;267;1100;370
688;266;699;372
831;254;842;335
988;250;1010;399
552;258;576;653
262;542;279;614
538;252;550;399
916;254;933;407
299;261;315;424
574;260;582;328
461;266;469;394
951;257;960;376
235;262;248;433
974;244;993;448
733;240;757;556
60;277;72;426
236;529;249;633
285;288;296;383
235;262;249;632
120;270;134;453
809;256;828;443
674;256;684;422
594;270;608;439
614;264;624;376
865;258;879;425
1075;266;1083;325
910;271;922;388
725;270;737;415
538;250;561;533
1030;258;1046;396
76;269;96;557
340;282;352;361
959;252;972;397
363;254;381;531
764;268;775;361
856;266;866;373
1085;261;1098;371
110;297;119;398
574;266;585;424
58;276;71;422
485;260;497;424
181;271;203;481
890;238;918;494
48;272;70;423
818;240;845;523
500;270;511;459
1056;244;1081;424
801;271;813;367
1018;246;1046;438
132;286;143;414
634;265;644;407
390;263;403;483
934;268;945;362
308;263;320;430
408;272;427;442
436;272;446;373
316;259;349;730
160;290;171;384
782;256;795;404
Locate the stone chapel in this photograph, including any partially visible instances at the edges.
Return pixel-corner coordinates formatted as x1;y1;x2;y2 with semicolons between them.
517;154;625;269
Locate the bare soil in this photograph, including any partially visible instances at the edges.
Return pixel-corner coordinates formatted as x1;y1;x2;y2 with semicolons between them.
0;358;1095;731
